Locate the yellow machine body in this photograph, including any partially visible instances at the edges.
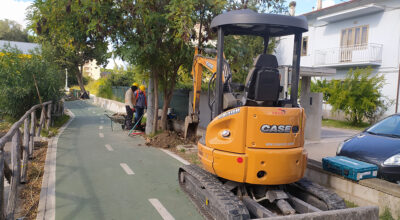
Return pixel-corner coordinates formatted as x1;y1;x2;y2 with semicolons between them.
198;106;307;185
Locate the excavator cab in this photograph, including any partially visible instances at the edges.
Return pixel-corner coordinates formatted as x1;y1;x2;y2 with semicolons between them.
184;9;305;139
179;9;374;220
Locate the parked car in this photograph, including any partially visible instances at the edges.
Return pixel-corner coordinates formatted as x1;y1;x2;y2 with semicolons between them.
337;114;400;183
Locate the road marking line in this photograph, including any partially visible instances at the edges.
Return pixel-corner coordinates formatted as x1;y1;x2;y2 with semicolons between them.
149;198;175;220
105;144;114;151
99;126;103;130
160;149;190;165
120;163;135;175
99;133;104;138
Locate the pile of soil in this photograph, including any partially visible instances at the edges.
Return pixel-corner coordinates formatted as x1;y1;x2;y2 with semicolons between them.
64;93;78;101
15;141;48;220
146;131;195;149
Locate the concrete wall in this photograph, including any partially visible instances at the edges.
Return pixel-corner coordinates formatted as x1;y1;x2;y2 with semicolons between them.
306;160;400;218
89;94;126;113
300;76;322;140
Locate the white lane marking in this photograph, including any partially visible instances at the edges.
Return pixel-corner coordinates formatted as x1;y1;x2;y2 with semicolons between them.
149;198;175;220
160;149;190;165
105;144;114;151
99;133;104;138
120;163;135;175
99;126;103;130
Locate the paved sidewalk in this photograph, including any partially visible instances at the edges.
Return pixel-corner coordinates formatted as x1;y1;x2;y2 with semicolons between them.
305;127;359;162
54;100;201;220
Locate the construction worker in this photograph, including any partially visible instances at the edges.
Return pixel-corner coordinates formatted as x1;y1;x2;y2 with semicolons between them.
124;82;138;130
133;85;147;129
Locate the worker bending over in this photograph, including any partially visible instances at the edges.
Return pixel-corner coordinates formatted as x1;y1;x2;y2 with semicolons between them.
124;83;138;130
134;85;147;128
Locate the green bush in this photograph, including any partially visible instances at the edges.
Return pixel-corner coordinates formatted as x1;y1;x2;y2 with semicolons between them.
97;78;113;99
0;46;63;118
313;67;387;125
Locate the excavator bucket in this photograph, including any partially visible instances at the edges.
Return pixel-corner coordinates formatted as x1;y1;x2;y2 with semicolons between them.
184;115;199;140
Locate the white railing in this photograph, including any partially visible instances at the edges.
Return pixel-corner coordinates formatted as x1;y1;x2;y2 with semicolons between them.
314;43;383;67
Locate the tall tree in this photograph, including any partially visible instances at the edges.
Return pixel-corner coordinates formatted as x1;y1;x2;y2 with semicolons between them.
114;0;225;133
0;19;30;42
28;0;115;97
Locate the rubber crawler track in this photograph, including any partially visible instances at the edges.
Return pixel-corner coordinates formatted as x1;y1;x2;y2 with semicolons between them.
179;164;250;220
290;178;347;210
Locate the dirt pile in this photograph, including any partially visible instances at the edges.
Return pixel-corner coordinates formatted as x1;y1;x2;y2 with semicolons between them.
146;131;196;149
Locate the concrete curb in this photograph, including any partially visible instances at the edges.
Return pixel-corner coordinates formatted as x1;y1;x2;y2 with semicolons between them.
36;109;75;220
88;94;125;113
306;159;400;217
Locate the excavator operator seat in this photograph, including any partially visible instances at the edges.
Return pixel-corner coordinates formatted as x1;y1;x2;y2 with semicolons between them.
244;54;280;106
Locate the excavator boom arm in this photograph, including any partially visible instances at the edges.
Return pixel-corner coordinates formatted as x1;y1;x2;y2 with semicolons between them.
191;48;217;115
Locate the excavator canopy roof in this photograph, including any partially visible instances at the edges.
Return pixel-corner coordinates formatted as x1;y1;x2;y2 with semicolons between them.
211;9;308;37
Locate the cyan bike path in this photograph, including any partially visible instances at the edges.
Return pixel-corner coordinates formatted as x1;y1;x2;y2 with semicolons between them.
55;100;202;219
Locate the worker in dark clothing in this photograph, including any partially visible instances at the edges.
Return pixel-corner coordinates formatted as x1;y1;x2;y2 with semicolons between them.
134;85;147;129
124;83;138;130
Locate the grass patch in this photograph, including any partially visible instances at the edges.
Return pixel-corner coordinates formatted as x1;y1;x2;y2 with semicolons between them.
380;207;395;220
322;119;370;131
40;115;70;138
148;130;163;138
344;200;358;208
0;120;12;133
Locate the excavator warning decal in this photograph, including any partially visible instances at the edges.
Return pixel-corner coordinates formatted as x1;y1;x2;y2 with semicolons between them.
205;61;214;69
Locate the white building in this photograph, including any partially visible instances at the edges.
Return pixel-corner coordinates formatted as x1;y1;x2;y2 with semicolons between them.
276;0;400;115
82;59;101;80
0;40;39;54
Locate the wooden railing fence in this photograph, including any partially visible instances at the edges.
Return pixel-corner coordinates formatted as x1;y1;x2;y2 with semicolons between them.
0;100;64;220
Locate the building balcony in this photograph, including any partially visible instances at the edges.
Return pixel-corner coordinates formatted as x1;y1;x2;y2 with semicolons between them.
314;43;383;68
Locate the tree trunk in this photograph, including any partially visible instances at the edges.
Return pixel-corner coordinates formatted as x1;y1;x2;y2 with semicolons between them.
75;64;88;99
145;75;154;135
161;90;174;131
153;73;159;134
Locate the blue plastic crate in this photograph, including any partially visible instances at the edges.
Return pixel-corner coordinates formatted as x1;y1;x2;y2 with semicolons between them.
322;156;378;181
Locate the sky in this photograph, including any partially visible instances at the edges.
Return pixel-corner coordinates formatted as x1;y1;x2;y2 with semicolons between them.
0;0;345;68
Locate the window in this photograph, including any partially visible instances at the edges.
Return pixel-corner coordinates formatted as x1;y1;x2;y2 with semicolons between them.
301;36;308;56
340;25;368;62
340;25;369;47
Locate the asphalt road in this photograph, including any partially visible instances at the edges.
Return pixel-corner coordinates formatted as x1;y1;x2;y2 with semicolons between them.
305;127;359;162
55;100;202;220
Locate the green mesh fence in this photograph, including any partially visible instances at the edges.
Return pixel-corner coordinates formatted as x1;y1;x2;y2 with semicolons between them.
112;86;189;120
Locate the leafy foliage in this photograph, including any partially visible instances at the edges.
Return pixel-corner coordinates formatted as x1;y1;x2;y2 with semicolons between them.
28;0;115;94
0;46;63;118
313;67;388;125
0;19;31;42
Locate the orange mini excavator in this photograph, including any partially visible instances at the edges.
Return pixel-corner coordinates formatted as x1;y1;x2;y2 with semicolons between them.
180;9;376;219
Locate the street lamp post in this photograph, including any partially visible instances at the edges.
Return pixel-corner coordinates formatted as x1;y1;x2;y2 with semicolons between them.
65;68;69;92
